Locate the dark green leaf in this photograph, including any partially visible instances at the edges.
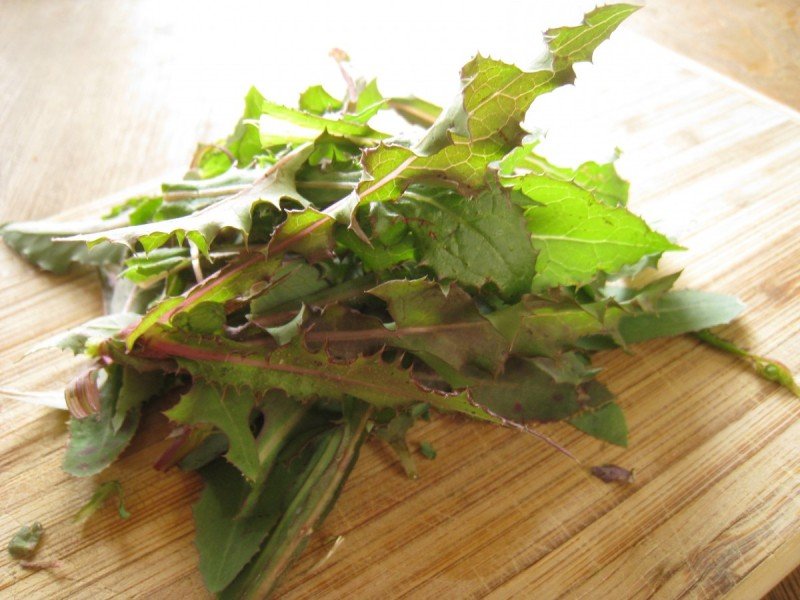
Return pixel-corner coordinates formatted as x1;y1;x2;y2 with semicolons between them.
63;366;140;477
395;187;536;301
569;401;628;447
164;383;260;481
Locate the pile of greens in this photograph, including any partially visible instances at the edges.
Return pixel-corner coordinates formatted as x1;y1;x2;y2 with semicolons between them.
3;5;796;597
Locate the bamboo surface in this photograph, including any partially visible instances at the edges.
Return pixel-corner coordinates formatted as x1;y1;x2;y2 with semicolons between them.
1;4;799;599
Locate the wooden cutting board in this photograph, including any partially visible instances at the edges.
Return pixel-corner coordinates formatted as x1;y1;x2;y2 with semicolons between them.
1;16;799;600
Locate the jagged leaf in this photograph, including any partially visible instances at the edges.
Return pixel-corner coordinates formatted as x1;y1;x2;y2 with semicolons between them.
500;141;629;207
193;460;282;592
61;146;313;254
395;187;536;300
164;382;260;481
370;279;509;374
507;175;681;290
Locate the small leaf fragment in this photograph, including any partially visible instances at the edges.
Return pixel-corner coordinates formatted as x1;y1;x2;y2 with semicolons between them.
8;522;43;559
590;463;634;484
419;441;437;460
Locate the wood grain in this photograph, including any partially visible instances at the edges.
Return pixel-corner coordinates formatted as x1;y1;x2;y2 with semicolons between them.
631;0;800;111
1;3;799;599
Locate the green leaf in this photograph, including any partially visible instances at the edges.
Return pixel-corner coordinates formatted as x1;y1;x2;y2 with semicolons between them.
61;146;313;254
152;331;495;422
345;5;637;216
63;366;140;477
172;301;227;335
220;401;370;599
226;87;270;166
355;138;504;207
164;383;260;481
569;401;628;447
249;261;328;317
126;252;282;348
348;79;384;124
193;460;283;592
387;96;442;128
507;176;681;290
255;98;388;147
7;522;43;559
120;247;190;284
618;290;745;344
298;85;343;115
267;207;335;262
73;480;130;522
419;441;437;460
370;279;510;374
28;313;140;356
395;187;536;301
0;219;127;274
487;297;619;357
500;141;629;207
112;367;163;432
546;4;640;71
470;357;591;423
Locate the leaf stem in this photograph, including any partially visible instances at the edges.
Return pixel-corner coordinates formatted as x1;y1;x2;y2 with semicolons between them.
222;401;372;599
695;329;800;397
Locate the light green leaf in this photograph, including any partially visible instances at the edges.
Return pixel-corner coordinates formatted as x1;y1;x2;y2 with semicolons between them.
298;85;343;115
507;175;681;290
487;297;621;357
255;98;388;146
120;247;190;284
500;141;629;207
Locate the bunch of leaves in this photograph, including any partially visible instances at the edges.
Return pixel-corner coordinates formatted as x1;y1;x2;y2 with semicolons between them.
3;5;796;598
